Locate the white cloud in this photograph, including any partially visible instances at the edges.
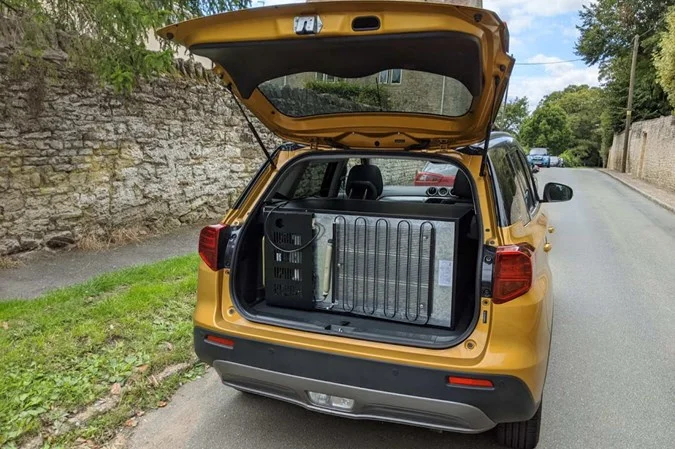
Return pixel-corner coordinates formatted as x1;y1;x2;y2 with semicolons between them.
509;55;599;109
483;0;593;35
505;15;534;35
483;0;590;17
561;25;580;39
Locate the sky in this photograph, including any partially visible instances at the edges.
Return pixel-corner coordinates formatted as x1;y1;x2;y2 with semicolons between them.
481;0;598;109
253;0;599;111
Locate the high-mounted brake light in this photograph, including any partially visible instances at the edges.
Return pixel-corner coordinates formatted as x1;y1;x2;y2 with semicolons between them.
493;244;533;304
199;224;227;271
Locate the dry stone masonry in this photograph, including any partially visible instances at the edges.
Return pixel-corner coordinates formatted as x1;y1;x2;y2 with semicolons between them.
0;47;423;255
0;41;279;255
607;116;675;193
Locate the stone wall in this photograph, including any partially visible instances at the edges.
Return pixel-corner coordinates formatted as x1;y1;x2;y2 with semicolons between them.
607;116;675;192
0;44;280;255
259;84;378;116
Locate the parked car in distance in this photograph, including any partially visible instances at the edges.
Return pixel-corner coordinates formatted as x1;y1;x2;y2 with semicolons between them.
414;162;458;186
549;156;560;167
527;148;550;167
159;3;575;448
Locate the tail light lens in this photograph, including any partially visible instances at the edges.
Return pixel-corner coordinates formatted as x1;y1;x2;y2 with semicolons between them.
199;224;229;271
493;245;533;304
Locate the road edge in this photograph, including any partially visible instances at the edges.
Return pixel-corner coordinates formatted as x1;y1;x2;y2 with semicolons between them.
597;169;675;214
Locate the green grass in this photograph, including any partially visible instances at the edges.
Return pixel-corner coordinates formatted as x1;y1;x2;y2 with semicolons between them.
0;254;203;448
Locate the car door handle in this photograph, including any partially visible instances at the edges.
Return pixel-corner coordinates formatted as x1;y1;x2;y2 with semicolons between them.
544;242;552;252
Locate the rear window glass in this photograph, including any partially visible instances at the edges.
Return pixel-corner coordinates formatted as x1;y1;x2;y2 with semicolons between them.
421;163;459;176
258;71;473;118
369;158;428;186
292;162;332;199
490;147;529;225
285;157;462;201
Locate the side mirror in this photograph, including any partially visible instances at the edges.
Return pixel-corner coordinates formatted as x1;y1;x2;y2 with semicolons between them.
542;182;573;202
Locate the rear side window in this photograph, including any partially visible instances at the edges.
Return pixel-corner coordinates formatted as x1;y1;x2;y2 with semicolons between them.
291;162;332;198
512;147;539;211
489;146;529;226
507;147;537;215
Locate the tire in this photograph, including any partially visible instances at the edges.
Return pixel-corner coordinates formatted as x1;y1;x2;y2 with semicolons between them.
495;402;542;449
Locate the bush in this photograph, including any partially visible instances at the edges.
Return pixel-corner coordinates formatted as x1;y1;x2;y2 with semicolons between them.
560;149;583;167
305;80;391;109
560;145;602;167
7;1;251;92
655;7;675;110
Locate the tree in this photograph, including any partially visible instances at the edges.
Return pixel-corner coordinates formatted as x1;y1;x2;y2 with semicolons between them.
5;0;251;91
576;0;674;131
495;97;529;135
654;7;675;109
540;85;604;166
519;104;573;156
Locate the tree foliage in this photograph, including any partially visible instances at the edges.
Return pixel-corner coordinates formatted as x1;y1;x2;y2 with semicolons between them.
495;97;529;135
654;7;675;110
575;0;674;131
540;85;605;166
5;0;250;92
519;104;573;156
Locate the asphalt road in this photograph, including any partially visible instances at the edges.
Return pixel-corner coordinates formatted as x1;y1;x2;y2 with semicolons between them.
128;169;675;449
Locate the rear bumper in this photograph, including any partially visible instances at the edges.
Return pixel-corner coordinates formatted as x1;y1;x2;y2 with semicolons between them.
195;327;538;433
215;360;495;433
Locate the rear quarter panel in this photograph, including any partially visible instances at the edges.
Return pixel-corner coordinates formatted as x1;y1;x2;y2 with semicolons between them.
491;209;553;401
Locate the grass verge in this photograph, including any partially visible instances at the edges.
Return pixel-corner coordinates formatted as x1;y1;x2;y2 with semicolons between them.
0;254;202;448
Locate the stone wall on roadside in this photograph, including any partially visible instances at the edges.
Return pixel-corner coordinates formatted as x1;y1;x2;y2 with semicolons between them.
0;50;423;255
607;115;675;192
0;42;281;254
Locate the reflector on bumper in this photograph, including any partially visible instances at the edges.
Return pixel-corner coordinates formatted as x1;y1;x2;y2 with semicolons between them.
307;391;355;411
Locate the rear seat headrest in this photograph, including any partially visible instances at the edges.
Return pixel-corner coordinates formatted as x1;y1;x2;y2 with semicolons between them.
346;165;384;200
451;170;473;200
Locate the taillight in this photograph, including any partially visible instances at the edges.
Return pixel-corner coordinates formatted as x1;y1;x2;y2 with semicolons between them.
199;224;228;271
493;245;533;304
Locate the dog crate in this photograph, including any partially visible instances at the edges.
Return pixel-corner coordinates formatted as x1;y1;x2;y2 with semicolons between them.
263;200;473;329
263;209;316;310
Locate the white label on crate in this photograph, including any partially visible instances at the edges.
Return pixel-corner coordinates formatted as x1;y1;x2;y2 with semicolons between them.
438;260;453;287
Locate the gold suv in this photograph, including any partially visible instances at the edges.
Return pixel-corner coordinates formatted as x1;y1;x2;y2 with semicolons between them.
159;2;573;448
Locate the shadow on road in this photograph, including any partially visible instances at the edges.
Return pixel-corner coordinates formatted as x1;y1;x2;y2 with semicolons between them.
223;392;503;449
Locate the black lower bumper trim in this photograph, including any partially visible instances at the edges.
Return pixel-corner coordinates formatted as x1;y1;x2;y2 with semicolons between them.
194;327;538;424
